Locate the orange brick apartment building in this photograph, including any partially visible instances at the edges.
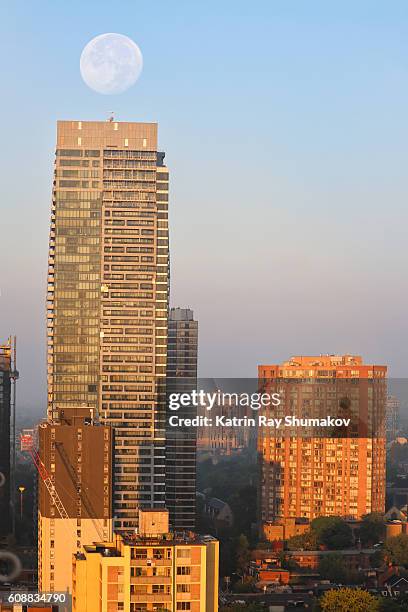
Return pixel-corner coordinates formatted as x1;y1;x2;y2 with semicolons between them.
258;355;387;538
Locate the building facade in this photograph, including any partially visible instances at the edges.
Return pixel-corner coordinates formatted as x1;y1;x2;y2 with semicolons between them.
0;340;12;536
72;509;219;612
386;395;400;441
47;121;169;531
197;399;255;459
38;408;113;593
258;355;387;537
166;308;198;531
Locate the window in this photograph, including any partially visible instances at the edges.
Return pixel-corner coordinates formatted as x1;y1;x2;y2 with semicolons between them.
153;548;164;559
177;604;191;611
85;150;100;157
58;149;83;157
131;585;147;595
132;548;147;559
177;548;191;558
177;566;191;576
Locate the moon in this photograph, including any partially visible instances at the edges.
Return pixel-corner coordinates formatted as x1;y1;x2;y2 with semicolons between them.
80;33;143;95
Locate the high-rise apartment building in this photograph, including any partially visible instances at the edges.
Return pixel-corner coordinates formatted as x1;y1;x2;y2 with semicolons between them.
72;509;219;612
0;340;12;536
258;355;387;537
47;121;169;531
386;395;400;441
37;408;113;593
166;308;198;531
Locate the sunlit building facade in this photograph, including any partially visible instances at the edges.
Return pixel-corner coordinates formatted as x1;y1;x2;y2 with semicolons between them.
72;509;219;612
47;120;169;532
38;408;113;594
258;355;387;538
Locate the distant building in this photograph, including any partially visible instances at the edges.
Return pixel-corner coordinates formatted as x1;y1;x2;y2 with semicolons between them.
386;395;400;441
38;408;113;594
258;355;387;535
384;506;408;522
382;575;408;596
197;398;255;459
388;438;408;476
284;548;376;571
166;308;198;531
0;339;13;536
249;558;290;587
20;428;35;452
384;518;408;539
262;517;309;543
387;475;408;509
204;497;234;530
72;509;219;612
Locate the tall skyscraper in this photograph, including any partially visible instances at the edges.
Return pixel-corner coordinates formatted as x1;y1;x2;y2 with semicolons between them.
386;395;400;441
0;339;12;536
37;408;113;593
166;308;198;531
47;121;169;531
258;355;387;537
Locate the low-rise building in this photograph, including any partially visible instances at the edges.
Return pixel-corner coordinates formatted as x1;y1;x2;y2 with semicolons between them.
249;559;290;587
285;548;376;571
203;498;234;530
262;517;309;542
72;509;219;612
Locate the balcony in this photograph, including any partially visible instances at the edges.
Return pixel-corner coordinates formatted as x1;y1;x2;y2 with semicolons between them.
130;559;172;567
130;594;171;603
130;576;171;585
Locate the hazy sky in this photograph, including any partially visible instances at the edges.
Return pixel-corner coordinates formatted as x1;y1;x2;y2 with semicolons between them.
1;1;408;414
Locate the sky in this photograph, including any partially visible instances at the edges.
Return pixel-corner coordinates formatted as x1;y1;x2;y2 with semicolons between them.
1;0;408;414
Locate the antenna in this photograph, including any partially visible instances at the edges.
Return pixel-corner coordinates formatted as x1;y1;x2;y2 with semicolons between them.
107;111;115;122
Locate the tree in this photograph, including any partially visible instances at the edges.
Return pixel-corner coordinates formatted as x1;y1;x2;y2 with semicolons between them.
233;576;256;593
318;554;347;583
316;553;364;586
287;530;318;550
229;484;257;537
319;587;379;611
276;551;300;571
379;593;408;611
384;533;408;568
359;512;385;546
370;549;384;568
234;534;251;574
311;516;353;550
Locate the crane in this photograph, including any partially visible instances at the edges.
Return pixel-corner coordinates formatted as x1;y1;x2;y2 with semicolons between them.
26;442;69;520
21;432;105;542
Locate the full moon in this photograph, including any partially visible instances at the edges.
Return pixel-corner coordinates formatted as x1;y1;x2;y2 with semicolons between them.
80;33;143;95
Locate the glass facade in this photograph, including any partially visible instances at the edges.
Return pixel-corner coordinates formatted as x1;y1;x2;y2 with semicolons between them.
48;121;169;531
166;308;198;531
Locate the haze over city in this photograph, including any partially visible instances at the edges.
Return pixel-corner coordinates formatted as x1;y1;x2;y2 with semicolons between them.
1;0;408;413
